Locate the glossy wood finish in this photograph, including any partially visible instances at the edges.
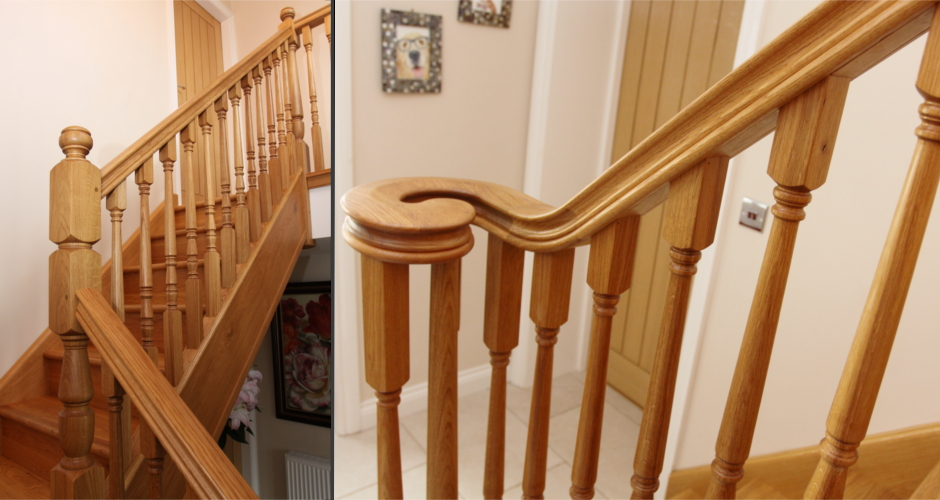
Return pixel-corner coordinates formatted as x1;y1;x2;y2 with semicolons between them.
180;124;204;348
198;110;222;318
273;48;290;193
523;249;575;500
214;96;237;289
707;76;850;499
482;236;525;500
631;157;728;499
427;259;461;500
140;420;165;499
301;24;326;172
228;84;251;265
48;126;106;499
263;56;283;203
74;289;257;500
242;76;264;244
105;180;130;499
805;9;940;498
136;158;159;365
569;217;640;500
253;65;274;222
160;140;184;386
361;255;410;500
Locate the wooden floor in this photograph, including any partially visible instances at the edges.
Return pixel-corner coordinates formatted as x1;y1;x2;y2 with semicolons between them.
667;422;940;499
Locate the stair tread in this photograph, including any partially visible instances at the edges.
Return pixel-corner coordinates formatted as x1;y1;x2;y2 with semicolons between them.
124;258;204;273
173;195;236;213
0;396;138;461
44;346;166;372
0;456;49;499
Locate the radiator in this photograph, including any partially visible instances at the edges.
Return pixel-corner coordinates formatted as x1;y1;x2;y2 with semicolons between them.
285;451;332;499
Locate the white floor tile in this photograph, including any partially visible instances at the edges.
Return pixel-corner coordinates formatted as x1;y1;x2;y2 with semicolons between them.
334;424;428;498
506;372;588;424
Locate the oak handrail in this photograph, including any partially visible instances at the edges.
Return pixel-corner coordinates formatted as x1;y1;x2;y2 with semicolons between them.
74;288;257;500
342;1;936;255
99;6;328;197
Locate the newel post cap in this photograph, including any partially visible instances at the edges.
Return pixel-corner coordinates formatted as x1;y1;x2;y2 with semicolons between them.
280;7;296;21
59;126;93;159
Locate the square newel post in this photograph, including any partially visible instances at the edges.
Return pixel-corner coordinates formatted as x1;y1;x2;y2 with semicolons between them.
48;125;106;499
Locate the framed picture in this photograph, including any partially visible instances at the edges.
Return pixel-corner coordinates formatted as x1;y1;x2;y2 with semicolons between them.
458;0;512;28
270;281;331;428
381;9;442;93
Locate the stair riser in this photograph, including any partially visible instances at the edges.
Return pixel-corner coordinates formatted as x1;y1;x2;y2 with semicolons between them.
0;418;109;479
122;265;206;305
123;310;192;352
173;201;226;231
149;231;209;265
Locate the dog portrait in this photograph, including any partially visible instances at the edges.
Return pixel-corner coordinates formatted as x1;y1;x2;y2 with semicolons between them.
458;0;512;28
395;26;431;81
381;9;442;93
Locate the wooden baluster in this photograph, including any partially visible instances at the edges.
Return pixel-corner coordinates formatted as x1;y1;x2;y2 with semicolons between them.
279;41;296;178
273;48;290;191
104;181;129;499
253;65;274;222
805;12;940;498
706;76;850;499
215;96;236;289
523;248;576;500
160;140;184;386
199;110;223;318
229;84;252;264
361;255;410;499
242;76;264;243
141;422;165;499
136;158;159;365
49;126;106;498
180;124;204;348
482;235;525;500
302;24;326;172
427;259;461;500
630;157;729;499
283;11;311;177
569;216;641;500
263;55;284;202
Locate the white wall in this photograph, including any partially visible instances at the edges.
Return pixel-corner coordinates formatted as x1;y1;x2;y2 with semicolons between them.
0;0;177;375
672;0;940;469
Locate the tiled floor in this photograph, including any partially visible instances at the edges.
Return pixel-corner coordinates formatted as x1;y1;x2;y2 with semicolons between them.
335;371;644;499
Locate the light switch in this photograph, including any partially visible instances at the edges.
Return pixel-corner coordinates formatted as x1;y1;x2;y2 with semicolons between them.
740;198;768;231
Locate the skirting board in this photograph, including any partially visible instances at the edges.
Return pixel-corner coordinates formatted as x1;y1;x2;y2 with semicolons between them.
359;363;492;431
665;421;940;499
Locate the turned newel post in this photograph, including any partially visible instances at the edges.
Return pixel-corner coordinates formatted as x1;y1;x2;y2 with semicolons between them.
48;125;106;499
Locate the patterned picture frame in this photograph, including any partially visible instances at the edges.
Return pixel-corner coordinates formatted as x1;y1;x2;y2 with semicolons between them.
458;0;512;28
381;9;443;93
270;281;331;428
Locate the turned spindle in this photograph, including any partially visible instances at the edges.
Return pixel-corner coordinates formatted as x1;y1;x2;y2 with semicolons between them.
805;11;940;498
141;421;165;500
523;248;576;500
199;110;222;318
570;217;640;500
302;24;326;172
482;235;525;500
180;124;204;348
273;48;291;189
631;157;728;499
361;255;410;499
253;65;274;221
160;140;184;386
427;259;461;500
228;84;252;264
286;21;311;177
263;55;284;200
49;125;106;498
214;96;237;289
136;157;159;364
707;76;850;499
242;76;263;243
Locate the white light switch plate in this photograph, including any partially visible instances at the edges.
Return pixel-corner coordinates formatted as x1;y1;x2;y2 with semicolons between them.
740;198;768;231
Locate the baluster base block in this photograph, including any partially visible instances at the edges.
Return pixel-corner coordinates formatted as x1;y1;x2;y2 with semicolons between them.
51;463;105;500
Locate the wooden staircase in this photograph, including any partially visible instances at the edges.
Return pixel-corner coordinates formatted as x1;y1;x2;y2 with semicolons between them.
0;5;330;499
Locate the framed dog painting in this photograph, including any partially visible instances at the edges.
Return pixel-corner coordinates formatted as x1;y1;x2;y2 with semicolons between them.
270;281;331;428
381;9;442;93
458;0;512;28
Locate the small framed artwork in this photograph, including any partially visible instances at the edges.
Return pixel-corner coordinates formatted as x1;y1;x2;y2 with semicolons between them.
270;281;331;428
381;9;442;93
458;0;512;28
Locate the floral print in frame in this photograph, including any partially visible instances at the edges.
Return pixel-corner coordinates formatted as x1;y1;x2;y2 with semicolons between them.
270;281;331;428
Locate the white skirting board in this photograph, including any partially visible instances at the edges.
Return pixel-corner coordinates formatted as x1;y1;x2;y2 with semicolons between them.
285;451;332;500
359;363;492;430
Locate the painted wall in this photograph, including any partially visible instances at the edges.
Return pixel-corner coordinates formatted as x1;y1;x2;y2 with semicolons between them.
0;0;177;375
672;0;940;469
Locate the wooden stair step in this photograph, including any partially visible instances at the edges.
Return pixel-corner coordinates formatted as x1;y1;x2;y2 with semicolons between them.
0;456;49;499
44;346;165;372
0;396;137;477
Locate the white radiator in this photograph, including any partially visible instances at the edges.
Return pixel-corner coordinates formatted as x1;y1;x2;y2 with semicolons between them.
285;451;332;499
